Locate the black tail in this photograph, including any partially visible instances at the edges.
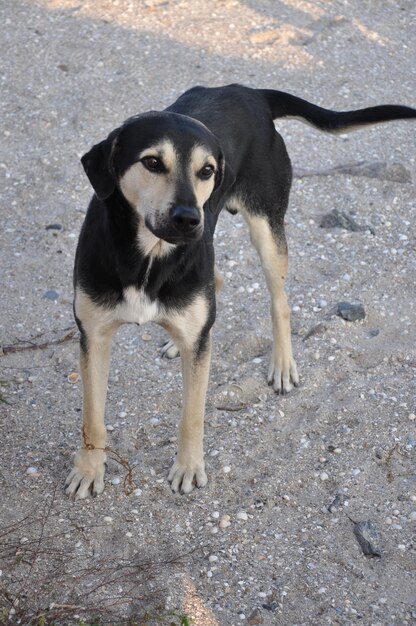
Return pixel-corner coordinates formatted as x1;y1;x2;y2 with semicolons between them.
260;89;416;133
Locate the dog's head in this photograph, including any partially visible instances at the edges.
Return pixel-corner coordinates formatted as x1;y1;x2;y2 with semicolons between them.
81;112;234;246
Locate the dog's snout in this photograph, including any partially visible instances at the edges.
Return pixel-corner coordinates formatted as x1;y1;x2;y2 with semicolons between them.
170;206;201;233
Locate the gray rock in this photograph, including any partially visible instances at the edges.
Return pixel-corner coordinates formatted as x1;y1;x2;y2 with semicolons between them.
336;302;366;321
353;520;381;557
43;290;59;300
320;209;374;233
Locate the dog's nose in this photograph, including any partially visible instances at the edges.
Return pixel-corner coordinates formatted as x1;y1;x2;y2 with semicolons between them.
170;206;201;233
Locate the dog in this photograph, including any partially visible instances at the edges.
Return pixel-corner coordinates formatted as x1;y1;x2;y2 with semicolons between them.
65;84;415;499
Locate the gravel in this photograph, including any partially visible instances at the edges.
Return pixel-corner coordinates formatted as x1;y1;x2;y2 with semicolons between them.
1;0;415;625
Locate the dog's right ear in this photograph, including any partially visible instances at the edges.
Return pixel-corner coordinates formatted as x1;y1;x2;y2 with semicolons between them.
81;128;120;200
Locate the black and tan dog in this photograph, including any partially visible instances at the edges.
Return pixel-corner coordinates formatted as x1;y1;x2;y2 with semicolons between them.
65;84;415;499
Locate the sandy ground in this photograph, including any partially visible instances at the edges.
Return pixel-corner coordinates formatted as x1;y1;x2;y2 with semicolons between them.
1;1;415;624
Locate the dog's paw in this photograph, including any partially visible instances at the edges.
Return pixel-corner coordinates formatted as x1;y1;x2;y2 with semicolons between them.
65;449;106;499
168;458;207;494
160;339;180;359
268;356;299;394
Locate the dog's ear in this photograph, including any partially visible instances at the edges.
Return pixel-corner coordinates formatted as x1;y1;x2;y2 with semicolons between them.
214;151;235;194
208;151;235;215
81;128;120;200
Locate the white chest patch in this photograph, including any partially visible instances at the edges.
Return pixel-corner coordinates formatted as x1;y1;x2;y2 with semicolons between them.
115;286;160;325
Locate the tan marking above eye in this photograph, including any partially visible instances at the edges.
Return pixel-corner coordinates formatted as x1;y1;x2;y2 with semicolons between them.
139;140;177;172
190;146;217;178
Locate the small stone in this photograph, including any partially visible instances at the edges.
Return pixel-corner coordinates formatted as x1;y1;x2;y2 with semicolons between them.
408;413;415;421
103;516;113;523
45;223;63;231
409;511;416;521
237;511;248;521
43;290;59;300
352;468;361;476
118;411;127;418
210;449;219;457
211;511;220;519
320;472;329;481
209;555;218;563
106;425;114;432
250;29;278;44
219;515;231;529
111;477;121;486
398;544;406;551
223;465;231;474
67;372;80;384
353;520;381;557
247;608;264;625
142;332;152;341
133;488;142;496
336;301;366;322
319;208;372;233
125;532;132;538
26;466;38;475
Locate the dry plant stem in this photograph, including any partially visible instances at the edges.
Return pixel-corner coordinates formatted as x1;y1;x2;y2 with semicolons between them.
82;426;135;495
1;327;77;355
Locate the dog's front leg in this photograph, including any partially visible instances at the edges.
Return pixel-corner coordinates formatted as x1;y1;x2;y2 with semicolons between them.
168;333;211;493
162;294;213;495
66;313;118;499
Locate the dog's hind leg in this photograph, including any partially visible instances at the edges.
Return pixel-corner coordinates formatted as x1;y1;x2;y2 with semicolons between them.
241;211;299;394
66;290;119;499
161;294;213;493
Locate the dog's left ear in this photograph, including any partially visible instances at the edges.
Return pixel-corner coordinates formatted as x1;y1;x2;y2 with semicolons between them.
81;128;120;200
214;151;235;195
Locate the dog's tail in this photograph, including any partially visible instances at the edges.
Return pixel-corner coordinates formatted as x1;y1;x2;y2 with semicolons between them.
260;89;416;133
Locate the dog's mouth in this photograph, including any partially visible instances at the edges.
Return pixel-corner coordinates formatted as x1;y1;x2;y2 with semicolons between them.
145;216;204;245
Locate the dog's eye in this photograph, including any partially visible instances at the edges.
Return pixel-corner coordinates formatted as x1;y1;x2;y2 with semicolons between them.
141;156;165;173
198;164;215;180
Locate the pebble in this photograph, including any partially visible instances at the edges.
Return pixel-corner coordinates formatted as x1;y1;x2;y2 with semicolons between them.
111;477;121;486
209;555;218;563
142;332;151;341
320;472;329;481
106;425;114;431
125;532;132;538
211;511;220;519
67;372;80;384
26;466;38;474
103;516;113;523
408;413;415;421
223;465;231;474
247;608;264;625
219;515;231;529
398;544;406;551
352;468;361;476
353;520;381;557
133;488;142;496
118;411;127;418
210;449;219;457
237;511;248;521
409;511;416;521
43;290;59;300
336;302;366;322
